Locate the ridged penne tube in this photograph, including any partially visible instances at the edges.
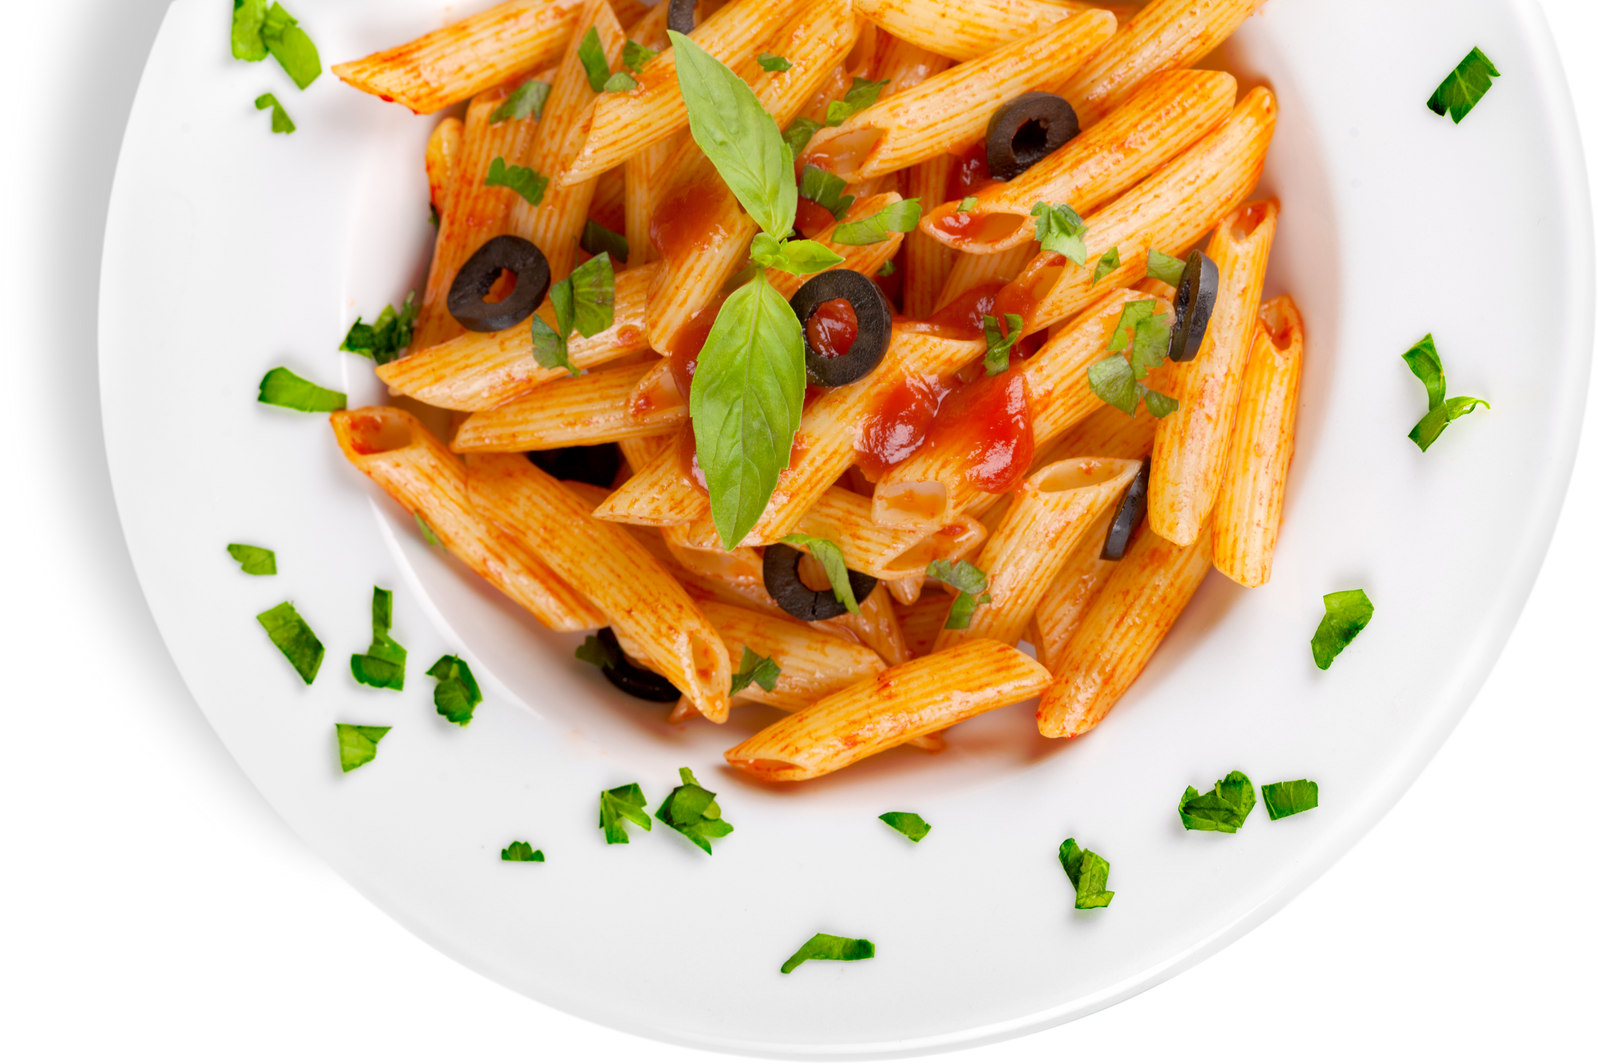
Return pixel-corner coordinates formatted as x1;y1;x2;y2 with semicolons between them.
329;408;603;631
617;433;673;478
594;427;711;526
556;0;808;185
332;0;584;114
872;288;1154;532
426;117;463;213
886;574;926;607
896;591;953;657
1060;0;1268;128
934;243;1034;310
1032;396;1161;469
1036;526;1211;738
589;165;627;232
376;262;657;411
920;70;1237;254
724;640;1052;781
661;522;772;602
798;10;1117;183
997;86;1275;336
792;489;989;581
624;138;674;267
934;457;1140;650
1030;508;1115;673
768;193;908;301
453;362;686;452
647;174;759;353
903;155;957;318
1149;199;1278;546
829;583;914;667
699;601;886;712
853;0;1114;62
510;0;625;282
465;453;732;720
1211;294;1304;587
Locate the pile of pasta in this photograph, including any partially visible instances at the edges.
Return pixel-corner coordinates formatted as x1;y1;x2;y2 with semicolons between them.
329;0;1303;783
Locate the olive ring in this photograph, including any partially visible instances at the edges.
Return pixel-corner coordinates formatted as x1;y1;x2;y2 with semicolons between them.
447;235;551;333
762;543;879;622
985;92;1080;182
590;627;680;702
789;269;894;388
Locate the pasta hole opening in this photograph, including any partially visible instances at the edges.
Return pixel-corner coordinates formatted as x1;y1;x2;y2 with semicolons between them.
482;268;517;304
796;553;833;593
345;411;415;456
805;129;883;178
1259;299;1299;350
1033;458;1136;494
1229;202;1272;242
728;757;808;777
877;481;948;524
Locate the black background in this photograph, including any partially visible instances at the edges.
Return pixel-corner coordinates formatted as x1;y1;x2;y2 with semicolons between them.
12;0;364;913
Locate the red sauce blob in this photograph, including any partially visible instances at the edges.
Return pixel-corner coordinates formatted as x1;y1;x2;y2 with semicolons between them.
923;282;1005;340
992;280;1041;332
924;370;1035;494
651;179;730;261
795;196;839;239
948;141;996;201
666;297;725;394
855;373;951;479
805;298;859;360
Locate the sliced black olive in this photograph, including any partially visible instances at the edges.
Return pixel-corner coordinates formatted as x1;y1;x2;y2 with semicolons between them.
527;443;622;488
790;269;893;388
590;627;680;702
762;543;879;622
1167;249;1220;363
667;0;695;35
1101;457;1152;561
985;92;1080;182
447;235;551;333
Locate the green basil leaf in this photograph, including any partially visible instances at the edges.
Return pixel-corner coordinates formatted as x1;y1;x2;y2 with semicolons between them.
1091;246;1121;286
877;260;896;277
623;39;658;73
580;219;630;264
1140;385;1179;419
232;0;269;61
783;116;824;156
1262;779;1319;820
350;587;407;691
1311;589;1373;670
1178;770;1256;833
1145;248;1187;287
1031;201;1088;267
260;3;320;90
257;602;323;683
335;724;390;773
748;233;845;276
414;513;441;546
501;841;545;862
879;811;930;842
599;783;652;844
689;271;806;549
577;26;611;92
604;71;638;93
568;252;616;337
258;367;346;412
1410;394;1489;452
340;292;419;365
427;654;482;726
1058;838;1114;909
983;313;1023;376
576;633;620;670
831;199;922;245
670;31;795;239
758;52;792;73
1428;46;1500;123
956;195;978;211
825;76;888;125
529;315;578;376
254;92;295;134
226;543;276;575
656;767;734;854
1106;300;1154;353
1087;355;1139;416
490;79;551;123
780;534;861;614
485;156;548;206
798;164;854;220
729;646;782;695
780;933;874;974
927;559;991;629
1130;314;1172;380
1401;334;1447;410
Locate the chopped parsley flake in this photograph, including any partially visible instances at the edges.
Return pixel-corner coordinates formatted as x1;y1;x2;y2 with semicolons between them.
501;841;545;862
879;812;930;842
1091;246;1121;286
1087;299;1176;418
1030;201;1088;267
1262;779;1319;820
226;543;276;575
1179;770;1256;833
1402;334;1488;452
260;3;321;89
489;79;551;124
257;367;346;412
780;534;862;614
798;165;855;220
599;783;652;844
656;767;733;854
729;646;781;696
780;933;875;974
623;40;658;74
1311;589;1374;670
983;312;1023;376
580;219;629;264
1145;248;1186;287
485;156;548;206
926;559;991;629
830;199;921;245
576;27;611;92
1059;838;1114;908
340;293;418;365
257;602;323;683
427;654;482;726
254;93;295;134
335;724;390;773
758;53;792;73
350;587;407;691
1428;47;1500;124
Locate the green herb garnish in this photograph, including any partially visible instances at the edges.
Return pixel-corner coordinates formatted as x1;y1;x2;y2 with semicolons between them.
1145;248;1186;287
1058;838;1114;909
532;251;616;376
782;116;824;156
427;654;482;726
575;633;619;670
729;646;781;696
350;587;407;691
260;3;320;89
1262;779;1319;820
956;195;978;212
257;602;323;683
798;164;855;220
501;841;545;862
655;767;734;854
826;77;888;125
604;72;638;93
749;233;845;276
780;534;862;614
335;724;390;773
1311;589;1373;670
258;367;346;412
1401;334;1488;452
623;40;658;73
414;513;441;546
577;27;611;92
254;92;295;134
983;313;1023;376
490;80;551;123
926;559;991;629
1091;246;1121;286
340;293;419;365
232;0;269;62
879;812;930;842
780;933;875;974
580;219;629;264
1030;201;1089;267
485;156;548;206
758;52;792;72
1178;770;1256;833
226;543;276;575
877;260;896;277
1428;47;1500;124
831;199;922;245
599;783;652;844
1087;299;1176;418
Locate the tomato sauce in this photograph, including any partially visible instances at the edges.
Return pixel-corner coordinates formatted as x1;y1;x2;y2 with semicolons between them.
795;196;839;239
948;141;996;202
651;179;731;261
925;370;1035;494
805;298;858;359
855;373;951;479
923;282;1005;340
992;278;1042;332
665;295;725;388
676;428;710;497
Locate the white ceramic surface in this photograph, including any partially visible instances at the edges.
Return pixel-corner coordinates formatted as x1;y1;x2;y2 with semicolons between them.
99;0;1591;1057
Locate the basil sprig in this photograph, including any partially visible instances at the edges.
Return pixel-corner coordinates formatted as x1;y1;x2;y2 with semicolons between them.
531;252;616;377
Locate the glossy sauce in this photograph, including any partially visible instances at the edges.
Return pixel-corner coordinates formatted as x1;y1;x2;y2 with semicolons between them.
992;279;1042;331
923;282;1004;340
651;179;730;261
795;196;839;239
666;296;725;393
676;428;709;497
855;373;952;479
805;298;859;359
948;140;996;202
925;370;1035;493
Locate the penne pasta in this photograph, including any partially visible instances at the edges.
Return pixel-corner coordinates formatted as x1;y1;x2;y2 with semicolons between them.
623;137;674;267
646;168;760;353
594;427;712;526
452;361;686;452
1149;199;1279;546
426;116;464;214
724;640;1052;781
1029;507;1116;672
1211;294;1304;587
920;70;1238;255
791;488;989;581
699;601;887;712
465;453;733;720
329;407;604;631
768;193;909;300
903;155;958;318
333;0;585;114
896;590;953;658
934;457;1140;649
853;0;1119;63
376;261;657;411
799;10;1118;182
1035;525;1212;738
1032;394;1161;468
934;243;1034;311
824;582;915;668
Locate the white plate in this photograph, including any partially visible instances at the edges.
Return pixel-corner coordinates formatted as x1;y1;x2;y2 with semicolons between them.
100;0;1592;1056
